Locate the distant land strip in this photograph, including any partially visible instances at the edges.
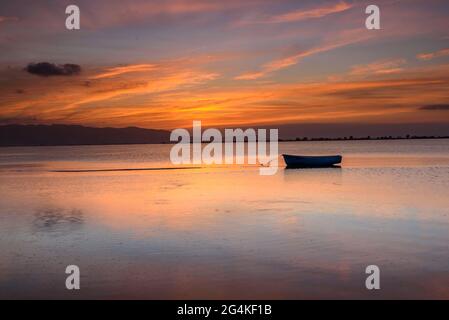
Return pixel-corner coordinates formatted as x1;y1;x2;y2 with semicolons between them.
51;167;202;173
0;124;170;147
0;124;448;147
280;135;449;142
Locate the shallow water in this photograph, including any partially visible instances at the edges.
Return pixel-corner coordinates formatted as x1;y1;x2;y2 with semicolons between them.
0;140;448;299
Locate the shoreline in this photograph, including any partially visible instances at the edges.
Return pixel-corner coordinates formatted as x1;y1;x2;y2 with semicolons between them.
0;136;448;148
280;135;449;142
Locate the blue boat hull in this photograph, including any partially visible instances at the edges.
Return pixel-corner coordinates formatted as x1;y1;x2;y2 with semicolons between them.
282;154;342;168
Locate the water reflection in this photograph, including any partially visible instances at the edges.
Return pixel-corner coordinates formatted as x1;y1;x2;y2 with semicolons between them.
32;208;84;235
283;166;342;182
0;141;448;299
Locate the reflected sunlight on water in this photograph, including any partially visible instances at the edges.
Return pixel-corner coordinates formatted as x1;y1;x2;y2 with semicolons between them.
0;140;448;299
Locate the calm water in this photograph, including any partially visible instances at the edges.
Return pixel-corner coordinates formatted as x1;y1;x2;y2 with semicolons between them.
0;140;448;299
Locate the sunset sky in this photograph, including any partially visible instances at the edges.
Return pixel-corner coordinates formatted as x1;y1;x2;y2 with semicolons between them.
1;0;449;132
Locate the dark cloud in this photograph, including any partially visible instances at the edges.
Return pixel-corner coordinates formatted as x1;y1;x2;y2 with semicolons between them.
420;104;449;111
25;62;81;77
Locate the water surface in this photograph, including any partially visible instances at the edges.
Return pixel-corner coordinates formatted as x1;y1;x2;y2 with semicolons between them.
1;140;448;299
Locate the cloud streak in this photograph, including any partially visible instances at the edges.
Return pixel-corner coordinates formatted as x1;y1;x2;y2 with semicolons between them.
236;30;372;80
238;1;352;25
78;0;263;29
266;1;352;24
350;59;407;76
90;64;156;79
417;48;449;60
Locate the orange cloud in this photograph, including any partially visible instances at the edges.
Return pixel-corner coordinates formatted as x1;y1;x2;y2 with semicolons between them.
417;48;449;61
0;57;220;127
62;69;219;112
4;63;449;129
90;64;156;79
2;56;449;130
350;59;407;76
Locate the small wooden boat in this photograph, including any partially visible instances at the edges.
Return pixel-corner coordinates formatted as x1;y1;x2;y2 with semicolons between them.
282;154;342;168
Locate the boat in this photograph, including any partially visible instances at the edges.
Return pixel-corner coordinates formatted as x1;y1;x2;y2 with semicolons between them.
282;154;342;168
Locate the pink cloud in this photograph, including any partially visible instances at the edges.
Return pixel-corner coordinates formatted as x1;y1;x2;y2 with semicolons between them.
266;1;353;24
236;29;373;80
0;16;19;23
417;48;449;61
237;1;353;26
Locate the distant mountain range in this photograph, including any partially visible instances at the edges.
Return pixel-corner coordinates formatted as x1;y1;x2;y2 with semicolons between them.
0;124;171;146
